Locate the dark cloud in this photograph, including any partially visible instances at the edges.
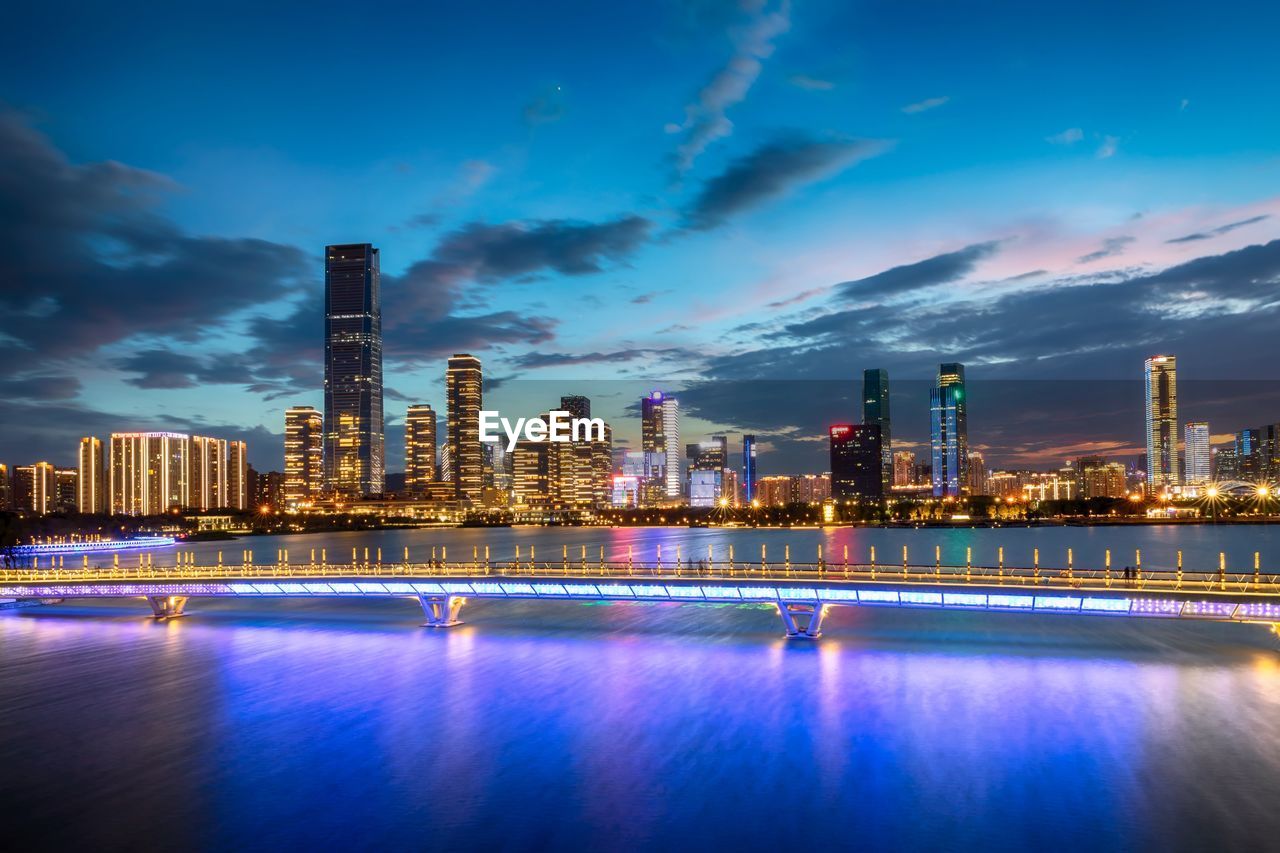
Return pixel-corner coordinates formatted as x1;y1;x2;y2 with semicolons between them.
508;347;703;370
834;241;1000;301
0;375;82;401
682;136;887;231
1165;214;1271;244
1077;235;1135;264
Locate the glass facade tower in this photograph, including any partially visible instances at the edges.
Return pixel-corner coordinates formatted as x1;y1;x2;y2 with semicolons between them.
930;363;968;497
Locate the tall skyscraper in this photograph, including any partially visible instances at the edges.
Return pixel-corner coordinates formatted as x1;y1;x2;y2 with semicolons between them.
641;391;680;503
1143;355;1178;491
930;363;968;497
1236;427;1263;481
559;395;591;420
284;406;324;507
227;441;249;510
687;436;728;507
405;404;438;495
77;436;104;514
324;243;384;497
830;425;883;501
14;462;57;514
1184;421;1211;486
966;450;988;495
863;368;892;489
742;434;757;504
446;354;483;505
893;450;915;487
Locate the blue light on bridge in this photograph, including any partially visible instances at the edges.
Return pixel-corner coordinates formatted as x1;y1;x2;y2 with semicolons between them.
1081;597;1131;614
901;591;943;606
943;593;988;607
988;594;1034;609
1035;596;1083;611
857;590;899;604
631;584;668;597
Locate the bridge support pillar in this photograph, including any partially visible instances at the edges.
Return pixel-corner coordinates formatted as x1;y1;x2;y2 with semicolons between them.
419;594;464;628
146;595;189;619
778;602;826;639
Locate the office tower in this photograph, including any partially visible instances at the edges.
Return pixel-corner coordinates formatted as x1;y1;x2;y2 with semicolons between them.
893;450;915;487
227;441;248;510
405;404;438;495
189;435;228;510
14;462;57;514
1143;355;1178;491
109;433;190;515
446;354;483;504
641;391;680;503
559;395;591;420
830;424;883;501
1236;428;1262;481
863;368;892;489
77;437;104;514
1260;423;1280;483
930;363;969;497
1184;422;1211;485
687;436;728;507
324;243;384;497
0;463;11;511
1214;447;1238;481
284;406;324;507
1082;463;1127;498
966;451;988;495
742;434;757;504
256;471;285;510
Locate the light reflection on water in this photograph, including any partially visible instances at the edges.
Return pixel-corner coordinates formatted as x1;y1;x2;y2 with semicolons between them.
1;594;1280;849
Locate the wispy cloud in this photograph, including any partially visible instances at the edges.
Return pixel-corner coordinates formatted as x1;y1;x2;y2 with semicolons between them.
1077;235;1135;264
1096;135;1119;159
1165;214;1271;244
901;96;949;114
1046;127;1083;145
667;0;792;175
789;73;834;91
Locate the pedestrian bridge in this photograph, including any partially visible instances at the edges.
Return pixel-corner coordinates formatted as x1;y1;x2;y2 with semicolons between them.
3;550;1279;639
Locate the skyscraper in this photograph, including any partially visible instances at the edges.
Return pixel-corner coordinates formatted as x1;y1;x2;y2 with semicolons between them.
893;450;915;487
966;450;988;495
405;404;438;495
77;436;104;514
1237;427;1262;481
324;243;384;497
830;425;883;501
446;354;483;505
284;407;324;507
559;395;590;420
1144;355;1178;491
227;441;249;510
742;434;757;504
930;363;968;497
110;433;190;515
0;464;11;511
641;391;681;504
863;368;891;489
687;436;728;507
14;462;57;514
189;435;228;510
1185;421;1210;486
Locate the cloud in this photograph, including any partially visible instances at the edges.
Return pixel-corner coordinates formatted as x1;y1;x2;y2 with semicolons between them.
1046;127;1083;145
508;347;703;370
1096;135;1119;159
901;96;949;114
789;74;834;91
1077;235;1135;264
1165;214;1271;244
681;135;887;230
630;290;672;305
833;241;1001;302
0;375;82;402
668;0;792;175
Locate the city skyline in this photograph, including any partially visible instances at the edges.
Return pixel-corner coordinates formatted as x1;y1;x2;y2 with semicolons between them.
3;1;1280;476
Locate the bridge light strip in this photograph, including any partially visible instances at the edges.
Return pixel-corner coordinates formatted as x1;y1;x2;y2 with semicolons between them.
1081;597;1131;614
1035;596;1083;611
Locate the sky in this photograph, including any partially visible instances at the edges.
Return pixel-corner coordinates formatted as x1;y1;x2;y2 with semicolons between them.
2;0;1279;475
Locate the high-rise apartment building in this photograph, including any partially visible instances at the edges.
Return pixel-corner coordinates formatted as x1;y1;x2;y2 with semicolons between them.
324;243;384;497
863;368;892;489
77;436;104;514
189;435;228;511
893;450;915;487
966;450;988;495
405;404;438;495
55;468;77;512
284;406;324;507
227;441;249;510
930;363;968;497
0;463;11;511
110;433;189;515
446;354;483;504
14;462;57;514
1082;463;1127;498
830;424;883;501
641;391;680;504
1184;421;1211;486
1144;355;1178;491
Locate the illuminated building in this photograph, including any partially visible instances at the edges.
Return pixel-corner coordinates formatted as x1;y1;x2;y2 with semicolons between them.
110;433;189;515
687;436;727;507
830;424;883;501
791;474;831;503
437;443;452;482
1184;422;1210;485
559;395;591;420
966;450;988;495
189;436;228;510
446;354;483;505
405;404;438;495
722;468;739;506
324;243;384;497
284;406;324;506
1214;446;1238;481
641;391;680;504
14;462;57;514
863;368;892;489
1082;462;1127;498
930;362;968;497
77;437;105;514
1236;427;1262;481
742;434;757;504
256;470;285;510
512;418;551;506
0;464;11;511
1022;473;1076;501
893;450;915;486
227;441;249;510
55;468;77;511
757;476;792;506
611;474;641;508
1143;355;1178;490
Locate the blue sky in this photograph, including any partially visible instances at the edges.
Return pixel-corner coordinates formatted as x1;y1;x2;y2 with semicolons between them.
2;0;1279;474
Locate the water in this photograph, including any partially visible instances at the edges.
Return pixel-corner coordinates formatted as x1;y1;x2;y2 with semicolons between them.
3;526;1280;850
